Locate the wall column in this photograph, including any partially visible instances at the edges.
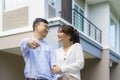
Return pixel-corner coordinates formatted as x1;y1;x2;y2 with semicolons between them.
81;49;110;80
111;62;120;80
98;49;110;80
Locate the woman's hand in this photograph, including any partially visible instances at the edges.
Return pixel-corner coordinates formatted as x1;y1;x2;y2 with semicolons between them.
52;65;61;74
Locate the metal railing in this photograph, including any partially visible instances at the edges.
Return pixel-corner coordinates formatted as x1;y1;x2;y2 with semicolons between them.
72;9;102;43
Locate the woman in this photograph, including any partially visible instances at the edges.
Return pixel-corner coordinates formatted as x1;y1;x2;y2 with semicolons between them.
52;25;84;80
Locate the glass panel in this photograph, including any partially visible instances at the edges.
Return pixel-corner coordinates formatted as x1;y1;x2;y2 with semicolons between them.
73;4;84;31
110;19;117;48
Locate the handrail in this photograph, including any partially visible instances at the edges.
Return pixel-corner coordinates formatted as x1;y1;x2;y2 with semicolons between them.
72;9;102;43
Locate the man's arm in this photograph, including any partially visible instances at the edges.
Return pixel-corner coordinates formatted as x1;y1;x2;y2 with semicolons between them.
20;38;40;55
20;38;31;56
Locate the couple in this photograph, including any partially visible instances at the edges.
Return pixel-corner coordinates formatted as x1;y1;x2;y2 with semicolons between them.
20;18;84;80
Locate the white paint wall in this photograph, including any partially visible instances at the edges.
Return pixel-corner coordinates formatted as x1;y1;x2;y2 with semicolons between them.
45;27;59;49
0;0;2;32
88;2;110;49
29;0;47;26
84;2;89;19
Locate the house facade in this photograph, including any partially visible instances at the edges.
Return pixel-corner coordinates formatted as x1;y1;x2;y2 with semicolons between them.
0;0;120;80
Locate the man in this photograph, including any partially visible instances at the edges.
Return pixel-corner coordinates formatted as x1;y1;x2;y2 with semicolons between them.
20;18;56;80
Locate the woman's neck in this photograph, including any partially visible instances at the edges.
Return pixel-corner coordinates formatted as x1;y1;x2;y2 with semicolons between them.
63;41;72;52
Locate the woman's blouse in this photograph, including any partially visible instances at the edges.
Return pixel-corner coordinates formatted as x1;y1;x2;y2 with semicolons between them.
55;43;84;80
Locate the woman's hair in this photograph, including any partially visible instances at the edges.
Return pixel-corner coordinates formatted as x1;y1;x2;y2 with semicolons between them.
58;25;80;44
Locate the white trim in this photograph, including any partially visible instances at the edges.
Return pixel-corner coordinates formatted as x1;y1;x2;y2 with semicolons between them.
3;5;29;12
48;17;72;26
3;0;29;11
0;26;32;37
47;17;61;22
2;0;5;11
72;0;84;11
72;0;75;10
110;47;120;55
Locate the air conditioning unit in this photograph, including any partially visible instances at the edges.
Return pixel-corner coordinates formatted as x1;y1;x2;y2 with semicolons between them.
48;0;56;18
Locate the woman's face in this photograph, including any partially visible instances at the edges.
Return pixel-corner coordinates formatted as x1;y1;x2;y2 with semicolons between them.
58;28;71;43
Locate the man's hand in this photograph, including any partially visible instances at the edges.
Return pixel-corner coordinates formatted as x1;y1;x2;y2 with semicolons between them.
52;65;61;74
28;39;40;49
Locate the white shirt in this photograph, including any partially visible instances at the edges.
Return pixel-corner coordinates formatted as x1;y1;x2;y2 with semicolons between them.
55;43;84;80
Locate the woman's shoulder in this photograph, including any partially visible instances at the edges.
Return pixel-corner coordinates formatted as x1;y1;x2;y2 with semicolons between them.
72;43;83;50
73;43;81;47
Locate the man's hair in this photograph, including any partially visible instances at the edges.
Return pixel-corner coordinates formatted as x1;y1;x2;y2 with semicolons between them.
33;18;48;31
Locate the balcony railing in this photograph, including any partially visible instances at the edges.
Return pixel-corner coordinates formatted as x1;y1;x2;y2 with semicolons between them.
72;9;102;43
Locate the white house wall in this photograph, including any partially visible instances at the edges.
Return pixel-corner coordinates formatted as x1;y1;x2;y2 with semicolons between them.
28;0;47;27
45;27;59;49
88;2;110;49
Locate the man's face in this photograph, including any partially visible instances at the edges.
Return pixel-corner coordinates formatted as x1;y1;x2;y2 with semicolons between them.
35;22;49;38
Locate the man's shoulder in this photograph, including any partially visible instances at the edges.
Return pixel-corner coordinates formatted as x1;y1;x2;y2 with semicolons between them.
42;40;54;48
42;40;49;45
21;37;31;41
20;38;31;45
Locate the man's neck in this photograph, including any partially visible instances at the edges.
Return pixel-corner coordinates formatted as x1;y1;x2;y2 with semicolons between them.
33;32;43;41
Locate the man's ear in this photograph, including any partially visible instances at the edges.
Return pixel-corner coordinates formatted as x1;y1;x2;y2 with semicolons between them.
34;24;38;31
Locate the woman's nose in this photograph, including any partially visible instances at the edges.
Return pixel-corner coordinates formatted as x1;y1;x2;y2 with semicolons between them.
58;33;60;37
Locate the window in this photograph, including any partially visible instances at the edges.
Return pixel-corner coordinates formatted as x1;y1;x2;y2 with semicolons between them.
3;0;29;11
73;2;84;32
110;18;117;49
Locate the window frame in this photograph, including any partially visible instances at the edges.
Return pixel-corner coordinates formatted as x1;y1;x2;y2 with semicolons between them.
3;0;29;11
72;0;84;32
110;13;119;54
